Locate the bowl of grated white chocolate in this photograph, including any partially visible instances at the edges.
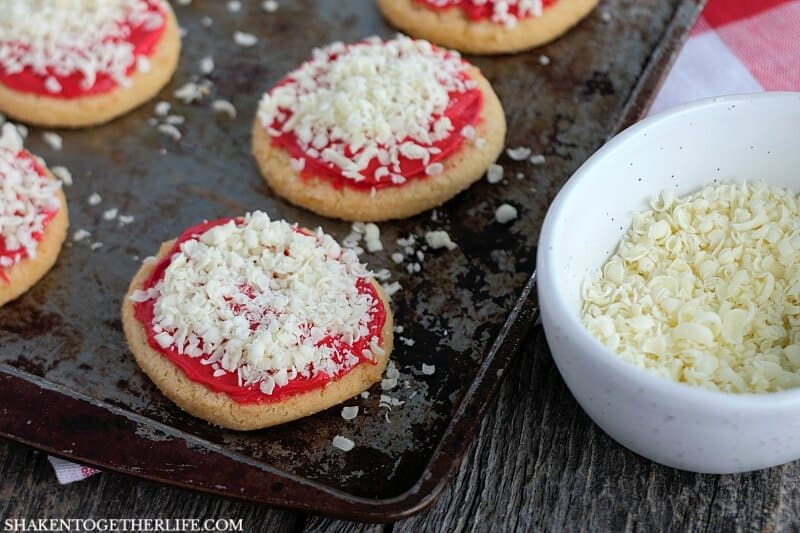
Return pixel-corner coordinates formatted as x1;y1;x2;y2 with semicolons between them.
537;92;800;474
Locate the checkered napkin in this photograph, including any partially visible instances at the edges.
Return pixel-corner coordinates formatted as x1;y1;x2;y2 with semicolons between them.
47;456;99;484
650;0;800;114
45;0;800;485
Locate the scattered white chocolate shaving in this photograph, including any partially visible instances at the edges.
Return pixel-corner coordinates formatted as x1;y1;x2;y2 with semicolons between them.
157;124;182;141
212;99;237;119
200;56;215;75
364;223;383;252
233;31;257;47
341;406;359;420
495;204;518;224
73;229;91;242
382;282;402;298
425;230;457;251
332;435;355;452
51;166;72;186
42;132;62;151
154;101;171;116
487;163;503;184
174;82;209;103
506;147;531;161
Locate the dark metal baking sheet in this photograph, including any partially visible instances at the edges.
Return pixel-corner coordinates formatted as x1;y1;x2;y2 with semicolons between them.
0;0;704;522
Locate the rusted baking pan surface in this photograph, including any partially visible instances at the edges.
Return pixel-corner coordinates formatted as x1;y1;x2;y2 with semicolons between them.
0;0;704;522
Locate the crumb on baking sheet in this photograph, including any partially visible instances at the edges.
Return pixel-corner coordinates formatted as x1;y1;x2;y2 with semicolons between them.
341;406;359;420
332;435;355;452
425;230;457;251
495;203;518;224
487;163;503;184
233;31;258;47
506;147;531;161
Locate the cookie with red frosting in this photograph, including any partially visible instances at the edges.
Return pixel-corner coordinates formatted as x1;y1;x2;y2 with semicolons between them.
122;212;394;430
377;0;599;55
251;36;506;222
0;125;68;306
0;0;181;128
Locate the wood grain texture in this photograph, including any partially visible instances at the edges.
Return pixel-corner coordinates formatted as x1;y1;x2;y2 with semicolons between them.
302;516;384;533
3;328;800;530
393;326;800;532
0;442;298;532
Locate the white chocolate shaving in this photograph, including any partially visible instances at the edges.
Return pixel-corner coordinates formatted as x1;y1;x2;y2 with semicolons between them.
421;0;544;27
135;212;381;395
332;435;355;451
582;183;800;393
425;230;457;251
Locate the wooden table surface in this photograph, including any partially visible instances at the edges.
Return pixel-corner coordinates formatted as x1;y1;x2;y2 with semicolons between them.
3;324;799;532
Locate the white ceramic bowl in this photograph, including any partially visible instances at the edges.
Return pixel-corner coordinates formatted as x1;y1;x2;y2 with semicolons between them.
537;92;800;474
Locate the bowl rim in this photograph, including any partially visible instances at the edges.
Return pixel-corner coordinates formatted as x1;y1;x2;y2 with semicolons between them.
537;91;800;409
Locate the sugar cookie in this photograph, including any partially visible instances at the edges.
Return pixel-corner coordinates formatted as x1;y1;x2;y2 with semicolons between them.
0;125;68;306
0;0;181;128
122;212;394;430
377;0;600;55
252;36;506;221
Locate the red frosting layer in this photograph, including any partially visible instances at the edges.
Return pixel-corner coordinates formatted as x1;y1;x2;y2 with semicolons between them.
415;0;557;21
0;0;166;98
0;150;58;283
265;48;484;191
133;219;388;404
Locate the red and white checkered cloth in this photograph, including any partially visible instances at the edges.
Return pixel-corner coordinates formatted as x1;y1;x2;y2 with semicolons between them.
651;0;800;114
47;456;99;484
45;0;800;485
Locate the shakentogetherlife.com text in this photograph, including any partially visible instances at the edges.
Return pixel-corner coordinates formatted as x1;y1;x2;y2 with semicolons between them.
3;519;245;532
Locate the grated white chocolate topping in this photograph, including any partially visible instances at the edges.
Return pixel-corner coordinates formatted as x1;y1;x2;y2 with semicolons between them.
0;0;166;92
0;124;61;268
582;183;800;393
422;0;545;27
257;36;477;184
132;212;382;394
